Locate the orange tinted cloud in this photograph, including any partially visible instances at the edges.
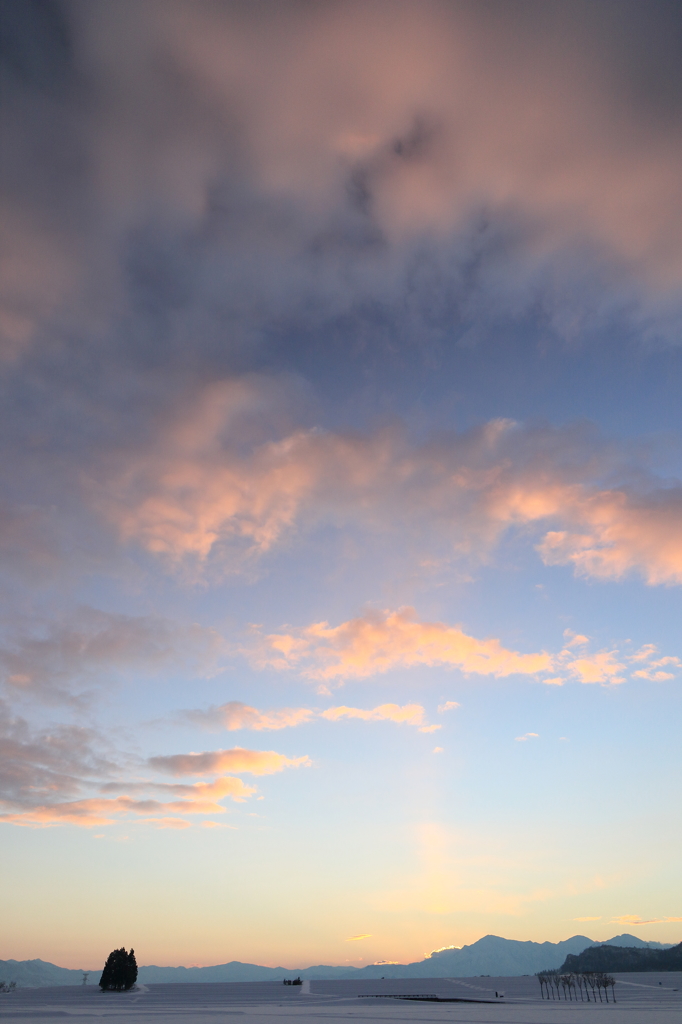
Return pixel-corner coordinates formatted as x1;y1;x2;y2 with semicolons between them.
182;700;435;731
95;385;682;588
256;610;679;689
262;607;552;681
159;776;257;805
321;703;426;725
0;775;256;828
536;488;682;585
565;651;626;686
628;645;681;682
613;915;682;926
148;747;311;777
552;636;680;687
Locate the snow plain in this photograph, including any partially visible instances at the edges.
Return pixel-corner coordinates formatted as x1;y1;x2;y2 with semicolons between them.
2;973;680;1023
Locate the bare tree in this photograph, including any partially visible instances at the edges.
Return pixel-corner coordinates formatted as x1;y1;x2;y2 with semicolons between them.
596;972;615;1002
576;973;590;1001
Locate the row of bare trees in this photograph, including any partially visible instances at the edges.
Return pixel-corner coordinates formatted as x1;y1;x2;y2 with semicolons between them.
536;970;616;1002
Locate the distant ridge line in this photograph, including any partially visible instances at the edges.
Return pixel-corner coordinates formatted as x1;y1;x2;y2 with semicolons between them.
1;933;677;988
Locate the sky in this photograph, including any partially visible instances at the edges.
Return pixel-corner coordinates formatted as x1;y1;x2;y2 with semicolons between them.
1;0;681;972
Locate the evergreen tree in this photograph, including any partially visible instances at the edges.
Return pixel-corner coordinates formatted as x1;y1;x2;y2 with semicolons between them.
125;949;138;990
99;947;138;991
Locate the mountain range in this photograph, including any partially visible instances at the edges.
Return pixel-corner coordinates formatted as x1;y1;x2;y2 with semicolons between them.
1;934;674;988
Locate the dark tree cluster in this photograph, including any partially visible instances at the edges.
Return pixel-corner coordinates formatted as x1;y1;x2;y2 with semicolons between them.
282;977;302;985
561;942;682;974
99;948;138;992
536;970;615;1002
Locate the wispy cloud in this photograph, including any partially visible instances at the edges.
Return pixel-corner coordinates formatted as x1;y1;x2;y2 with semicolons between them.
0;607;222;705
182;701;315;732
563;630;590;648
321;703;426;726
0;775;257;828
628;645;682;681
148;747;311;778
553;637;680;688
0;700;116;805
515;733;539;742
612;915;682;926
182;700;438;732
347;934;372;941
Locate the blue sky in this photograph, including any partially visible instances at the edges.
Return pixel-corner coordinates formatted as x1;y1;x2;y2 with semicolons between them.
1;0;681;970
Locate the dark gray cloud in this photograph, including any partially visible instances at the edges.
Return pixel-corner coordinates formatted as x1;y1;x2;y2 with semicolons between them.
0;698;115;807
0;606;223;705
2;0;682;410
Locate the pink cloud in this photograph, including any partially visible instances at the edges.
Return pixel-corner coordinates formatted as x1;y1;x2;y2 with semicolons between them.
535;488;682;585
261;607;552;682
156;776;257;805
253;610;679;689
7;1;682;383
92;386;682;588
164;0;682;287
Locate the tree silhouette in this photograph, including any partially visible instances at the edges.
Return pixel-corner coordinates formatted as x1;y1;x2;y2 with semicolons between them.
99;947;138;991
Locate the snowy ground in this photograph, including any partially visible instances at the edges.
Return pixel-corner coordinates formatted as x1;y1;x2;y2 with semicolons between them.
2;973;680;1023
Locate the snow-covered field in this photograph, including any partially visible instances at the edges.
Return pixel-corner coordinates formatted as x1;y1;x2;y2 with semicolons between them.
2;973;680;1023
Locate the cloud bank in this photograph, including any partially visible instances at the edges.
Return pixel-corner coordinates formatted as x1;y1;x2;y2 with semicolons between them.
257;607;679;689
4;0;682;383
87;389;682;585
